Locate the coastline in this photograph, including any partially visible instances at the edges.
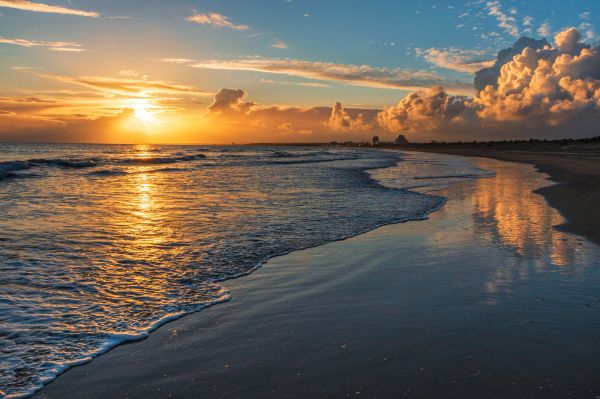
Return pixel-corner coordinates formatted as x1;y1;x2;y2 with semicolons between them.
34;155;600;398
398;146;600;246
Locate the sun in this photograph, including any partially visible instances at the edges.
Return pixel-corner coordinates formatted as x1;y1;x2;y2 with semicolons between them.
130;100;157;125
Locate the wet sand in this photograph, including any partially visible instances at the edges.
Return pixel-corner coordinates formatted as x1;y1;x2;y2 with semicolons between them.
35;156;600;399
400;145;600;246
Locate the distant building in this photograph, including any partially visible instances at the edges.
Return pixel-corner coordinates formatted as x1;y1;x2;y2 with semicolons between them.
371;136;379;146
394;134;409;145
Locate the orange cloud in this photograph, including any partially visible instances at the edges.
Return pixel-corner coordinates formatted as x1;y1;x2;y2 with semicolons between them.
0;36;84;52
204;88;381;141
328;102;372;131
30;72;209;97
0;0;99;17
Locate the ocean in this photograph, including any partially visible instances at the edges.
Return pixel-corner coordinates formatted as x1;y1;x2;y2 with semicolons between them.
0;144;493;398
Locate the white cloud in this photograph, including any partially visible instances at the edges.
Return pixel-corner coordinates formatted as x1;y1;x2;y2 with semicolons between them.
417;47;495;73
271;41;288;49
538;21;551;37
186;12;249;31
485;1;519;37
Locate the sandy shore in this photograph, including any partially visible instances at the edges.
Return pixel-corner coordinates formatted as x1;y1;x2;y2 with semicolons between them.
399;145;600;246
35;156;600;399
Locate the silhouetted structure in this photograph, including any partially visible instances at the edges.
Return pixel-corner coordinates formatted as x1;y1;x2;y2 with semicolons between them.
394;134;409;145
371;136;379;146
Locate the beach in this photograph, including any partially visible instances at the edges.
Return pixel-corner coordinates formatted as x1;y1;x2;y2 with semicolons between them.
399;143;600;246
34;155;600;399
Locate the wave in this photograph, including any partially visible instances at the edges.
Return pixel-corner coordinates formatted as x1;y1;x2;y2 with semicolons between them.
86;169;129;177
0;161;32;180
1;153;208;182
87;166;192;177
267;150;333;158
118;153;207;165
29;158;98;168
264;155;359;165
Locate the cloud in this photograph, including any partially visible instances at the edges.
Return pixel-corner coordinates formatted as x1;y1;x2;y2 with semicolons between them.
485;1;519;37
0;0;99;17
271;41;288;49
476;28;599;121
208;88;255;115
416;47;495;73
0;108;149;143
377;87;475;133
181;58;473;94
31;73;209;97
474;36;549;92
576;12;596;42
538;21;551;37
554;28;588;55
204;88;381;140
160;58;196;64
0;36;85;52
186;12;249;31
259;78;330;88
328;102;371;131
377;28;600;140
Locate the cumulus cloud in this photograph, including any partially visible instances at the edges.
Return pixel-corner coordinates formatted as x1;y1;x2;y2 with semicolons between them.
474;36;549;92
416;47;495;73
183;58;473;94
554;27;588;55
0;0;98;17
208;88;255;115
204;88;380;140
328;102;371;131
377;87;474;133
186;12;249;31
0;36;84;52
377;27;600;140
475;28;599;123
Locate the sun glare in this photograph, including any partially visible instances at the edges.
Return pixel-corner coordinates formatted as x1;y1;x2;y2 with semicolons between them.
130;100;157;125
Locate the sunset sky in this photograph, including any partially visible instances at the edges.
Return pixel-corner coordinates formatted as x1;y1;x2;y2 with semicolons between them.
0;0;599;144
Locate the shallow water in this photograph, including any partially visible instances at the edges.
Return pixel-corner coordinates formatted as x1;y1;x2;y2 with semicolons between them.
0;144;493;398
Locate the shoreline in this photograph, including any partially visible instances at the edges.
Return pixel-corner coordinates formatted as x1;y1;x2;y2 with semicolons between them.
7;149;448;399
34;154;600;398
397;146;600;246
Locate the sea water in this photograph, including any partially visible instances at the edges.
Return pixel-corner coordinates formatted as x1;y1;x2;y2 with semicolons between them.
0;144;492;398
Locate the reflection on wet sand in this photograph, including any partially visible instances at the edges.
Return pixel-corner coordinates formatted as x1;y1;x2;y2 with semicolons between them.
444;158;590;295
469;159;581;265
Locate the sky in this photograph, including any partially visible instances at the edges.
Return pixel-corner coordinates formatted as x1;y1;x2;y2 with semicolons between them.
0;0;599;144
